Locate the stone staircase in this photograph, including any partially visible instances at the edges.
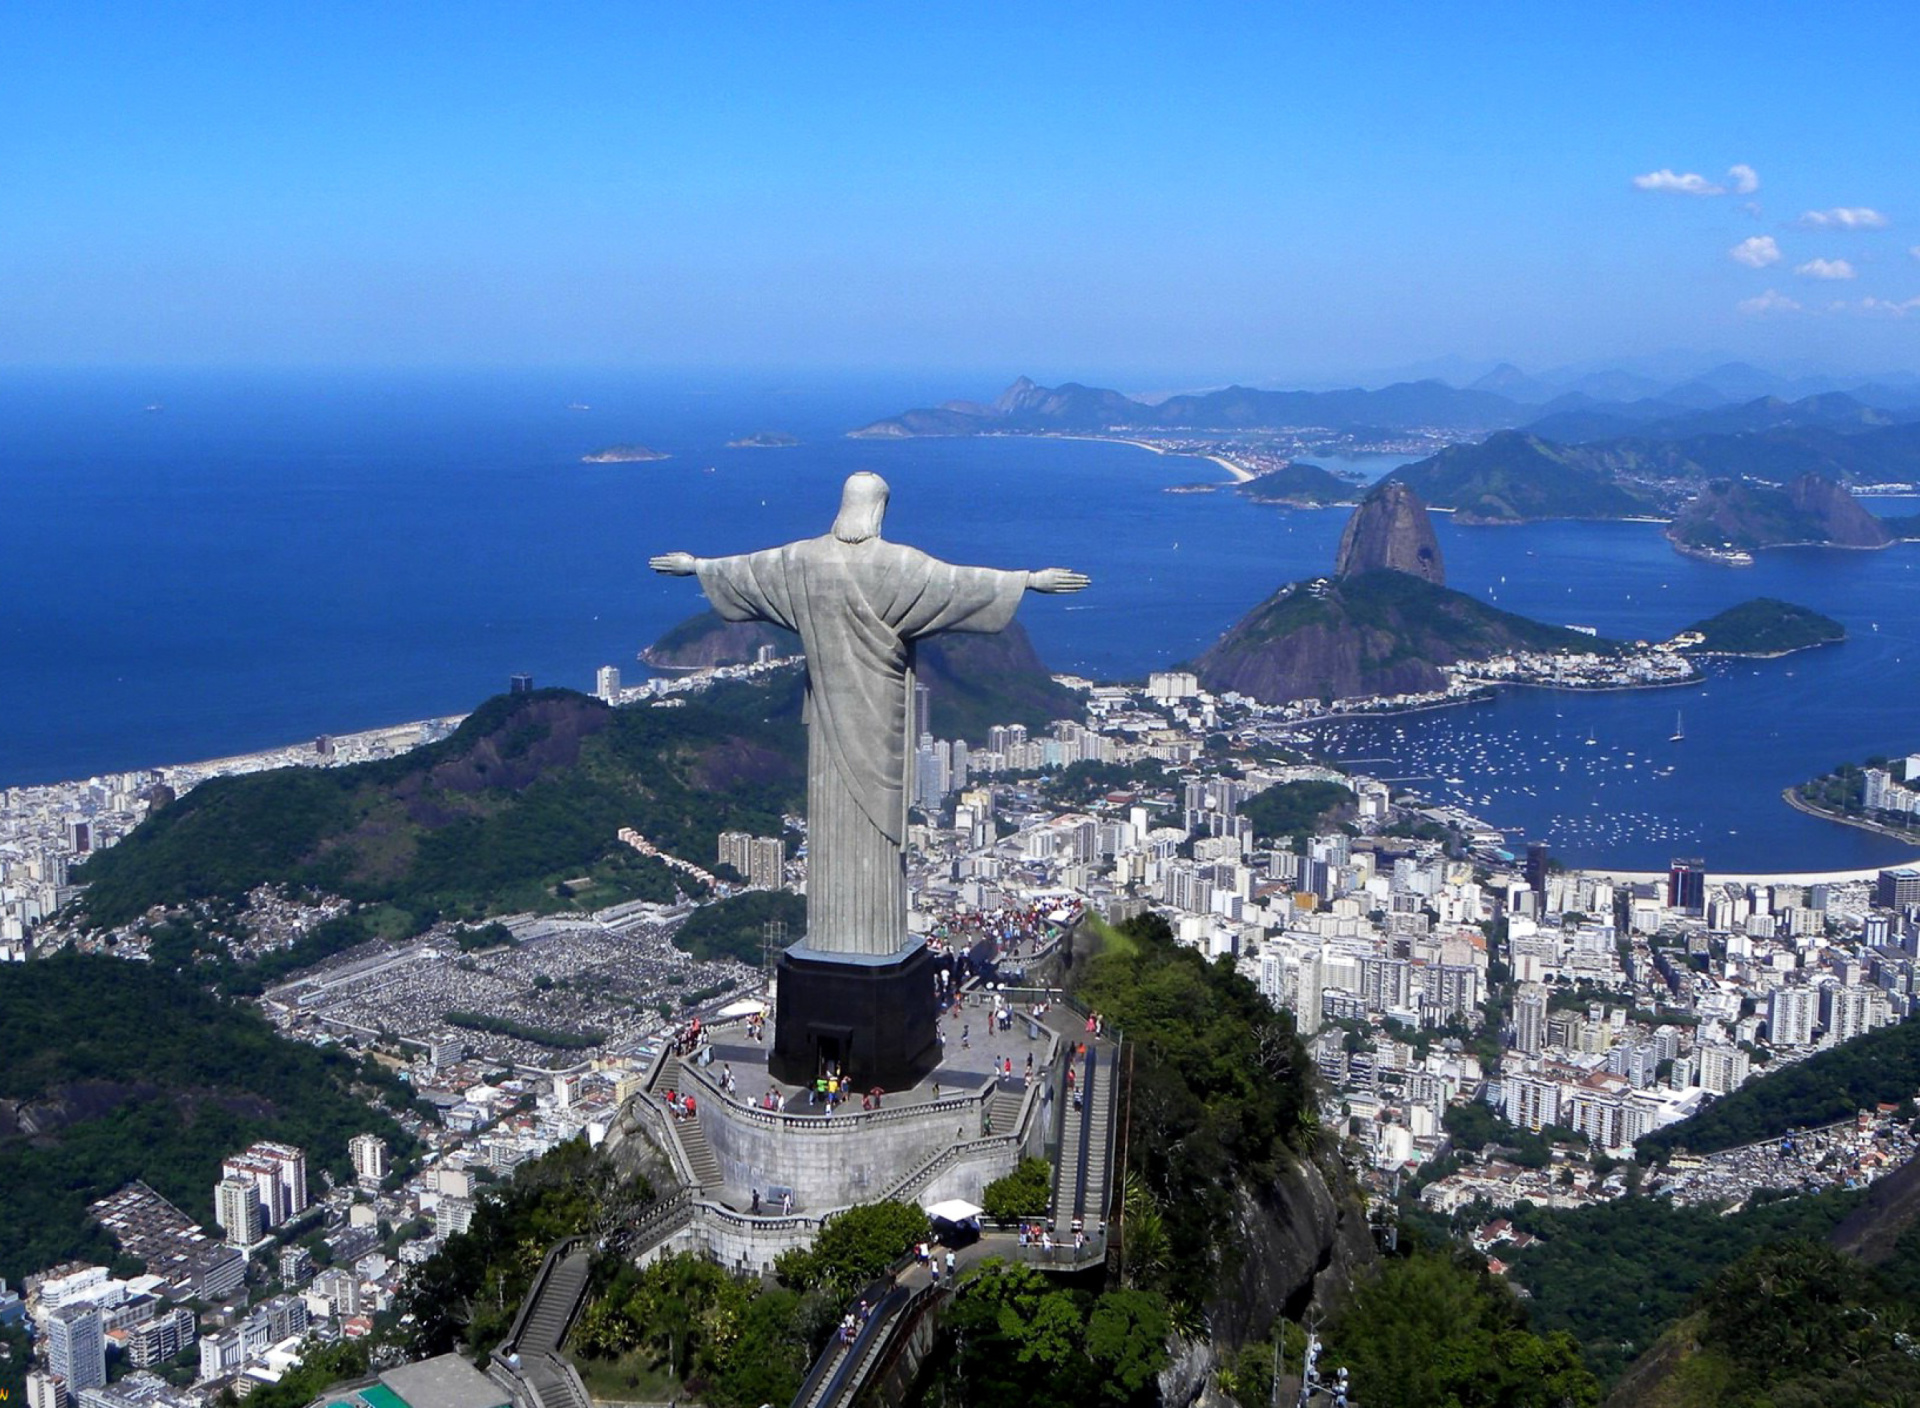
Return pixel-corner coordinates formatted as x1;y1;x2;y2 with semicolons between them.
986;1083;1025;1139
517;1248;590;1353
655;1056;723;1192
1051;1040;1120;1228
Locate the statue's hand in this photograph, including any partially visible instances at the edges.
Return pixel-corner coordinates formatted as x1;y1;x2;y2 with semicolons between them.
650;552;699;576
1028;567;1090;594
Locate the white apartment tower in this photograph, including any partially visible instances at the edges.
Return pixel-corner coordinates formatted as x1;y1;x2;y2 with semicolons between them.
349;1133;389;1185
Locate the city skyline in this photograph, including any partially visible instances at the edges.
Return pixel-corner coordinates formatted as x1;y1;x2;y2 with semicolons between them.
4;3;1918;382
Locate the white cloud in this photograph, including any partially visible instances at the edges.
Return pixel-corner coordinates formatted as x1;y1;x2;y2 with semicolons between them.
1634;168;1724;195
1800;207;1889;229
1630;163;1757;197
1795;258;1857;280
1852;295;1920;317
1730;236;1781;268
1738;288;1802;315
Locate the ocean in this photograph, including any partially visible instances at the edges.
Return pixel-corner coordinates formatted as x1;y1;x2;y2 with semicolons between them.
6;368;1918;873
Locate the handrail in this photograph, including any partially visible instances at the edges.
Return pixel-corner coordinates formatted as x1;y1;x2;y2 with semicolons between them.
1098;1044;1123;1222
659;1048;994;1131
498;1233;588;1357
828;1281;948;1407
1072;1044;1096;1220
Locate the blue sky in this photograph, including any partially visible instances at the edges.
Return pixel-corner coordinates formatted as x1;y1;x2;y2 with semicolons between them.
4;2;1917;383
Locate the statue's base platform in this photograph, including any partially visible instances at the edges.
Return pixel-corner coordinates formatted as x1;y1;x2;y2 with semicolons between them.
770;941;939;1090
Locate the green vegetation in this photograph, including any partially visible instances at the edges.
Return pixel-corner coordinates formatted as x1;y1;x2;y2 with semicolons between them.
1679;597;1844;656
1043;759;1169;808
572;1252;812;1408
443;1010;605;1050
981;1157;1053;1221
75;685;805;932
1501;1186;1867;1381
1240;779;1354;847
773;1200;928;1300
213;1340;367;1408
1198;569;1610;706
931;1262;1170;1407
672;889;806;964
0;954;416;1283
1617;1241;1919;1406
457;921;518;951
1320;1250;1599;1408
398;1139;650;1359
1073;913;1313;1304
1388;432;1656;522
1239;461;1360;506
1638;1016;1920;1160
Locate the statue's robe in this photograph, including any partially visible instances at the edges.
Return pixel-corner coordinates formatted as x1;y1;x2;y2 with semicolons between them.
697;536;1027;955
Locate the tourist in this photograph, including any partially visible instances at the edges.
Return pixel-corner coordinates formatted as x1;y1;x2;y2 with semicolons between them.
751;1189;760;1214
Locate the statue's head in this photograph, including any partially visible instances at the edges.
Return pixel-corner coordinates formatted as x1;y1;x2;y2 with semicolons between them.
832;472;889;543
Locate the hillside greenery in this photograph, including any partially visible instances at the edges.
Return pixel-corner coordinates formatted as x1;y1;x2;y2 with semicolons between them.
0;954;417;1284
74;685;806;933
1497;1187;1870;1383
398;1139;651;1361
1239;779;1354;847
1319;1249;1599;1408
1637;1016;1920;1160
672;888;807;964
1072;912;1314;1305
1387;432;1656;522
1225;571;1609;657
1679;597;1845;656
1239;461;1360;505
1611;1240;1920;1407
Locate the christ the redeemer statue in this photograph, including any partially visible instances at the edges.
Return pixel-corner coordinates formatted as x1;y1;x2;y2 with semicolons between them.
651;472;1086;1085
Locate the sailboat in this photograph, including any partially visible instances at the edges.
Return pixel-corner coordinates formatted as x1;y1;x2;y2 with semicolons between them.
1670;711;1685;743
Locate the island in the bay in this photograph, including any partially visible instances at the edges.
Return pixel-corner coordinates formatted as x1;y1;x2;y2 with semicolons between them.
580;443;671;463
1677;598;1846;657
724;430;799;448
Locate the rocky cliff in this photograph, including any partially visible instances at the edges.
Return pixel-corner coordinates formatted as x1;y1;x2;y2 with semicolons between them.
1333;481;1446;583
1668;472;1892;551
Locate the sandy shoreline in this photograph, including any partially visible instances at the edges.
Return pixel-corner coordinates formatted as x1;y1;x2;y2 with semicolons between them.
1033;433;1255;483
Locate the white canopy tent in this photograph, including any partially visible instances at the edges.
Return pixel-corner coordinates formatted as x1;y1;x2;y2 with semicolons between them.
924;1198;984;1223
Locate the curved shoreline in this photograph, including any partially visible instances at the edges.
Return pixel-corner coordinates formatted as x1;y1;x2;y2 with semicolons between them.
1782;786;1920;846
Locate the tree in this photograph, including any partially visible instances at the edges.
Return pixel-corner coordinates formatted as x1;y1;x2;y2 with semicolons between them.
1324;1250;1598;1408
774;1200;927;1298
981;1158;1052;1222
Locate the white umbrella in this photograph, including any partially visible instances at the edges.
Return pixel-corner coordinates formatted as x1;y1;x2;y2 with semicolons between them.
925;1198;984;1223
714;997;769;1019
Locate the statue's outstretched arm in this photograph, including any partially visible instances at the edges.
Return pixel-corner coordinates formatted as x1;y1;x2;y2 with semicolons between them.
1027;568;1090;594
650;552;699;576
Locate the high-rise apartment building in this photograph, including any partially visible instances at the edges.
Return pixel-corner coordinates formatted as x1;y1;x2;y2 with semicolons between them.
349;1133;389;1185
215;1177;263;1247
1513;982;1548;1055
47;1306;107;1391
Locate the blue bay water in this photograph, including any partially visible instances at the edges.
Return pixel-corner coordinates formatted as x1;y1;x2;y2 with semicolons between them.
4;369;1918;873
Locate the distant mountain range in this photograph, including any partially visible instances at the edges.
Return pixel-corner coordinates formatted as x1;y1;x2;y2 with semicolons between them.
851;368;1920;439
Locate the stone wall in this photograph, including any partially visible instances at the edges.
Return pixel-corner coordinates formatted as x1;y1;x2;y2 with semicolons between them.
698;1093;997;1210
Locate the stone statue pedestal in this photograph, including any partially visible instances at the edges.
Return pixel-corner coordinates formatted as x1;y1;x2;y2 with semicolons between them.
770;942;940;1091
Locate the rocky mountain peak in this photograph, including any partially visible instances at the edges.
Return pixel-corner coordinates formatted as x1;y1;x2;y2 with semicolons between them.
1333;481;1446;584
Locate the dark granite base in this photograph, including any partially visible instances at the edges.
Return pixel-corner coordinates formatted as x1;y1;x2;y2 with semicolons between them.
770;943;940;1091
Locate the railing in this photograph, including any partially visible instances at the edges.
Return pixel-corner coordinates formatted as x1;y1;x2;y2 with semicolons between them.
660;1047;996;1131
498;1233;588;1357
